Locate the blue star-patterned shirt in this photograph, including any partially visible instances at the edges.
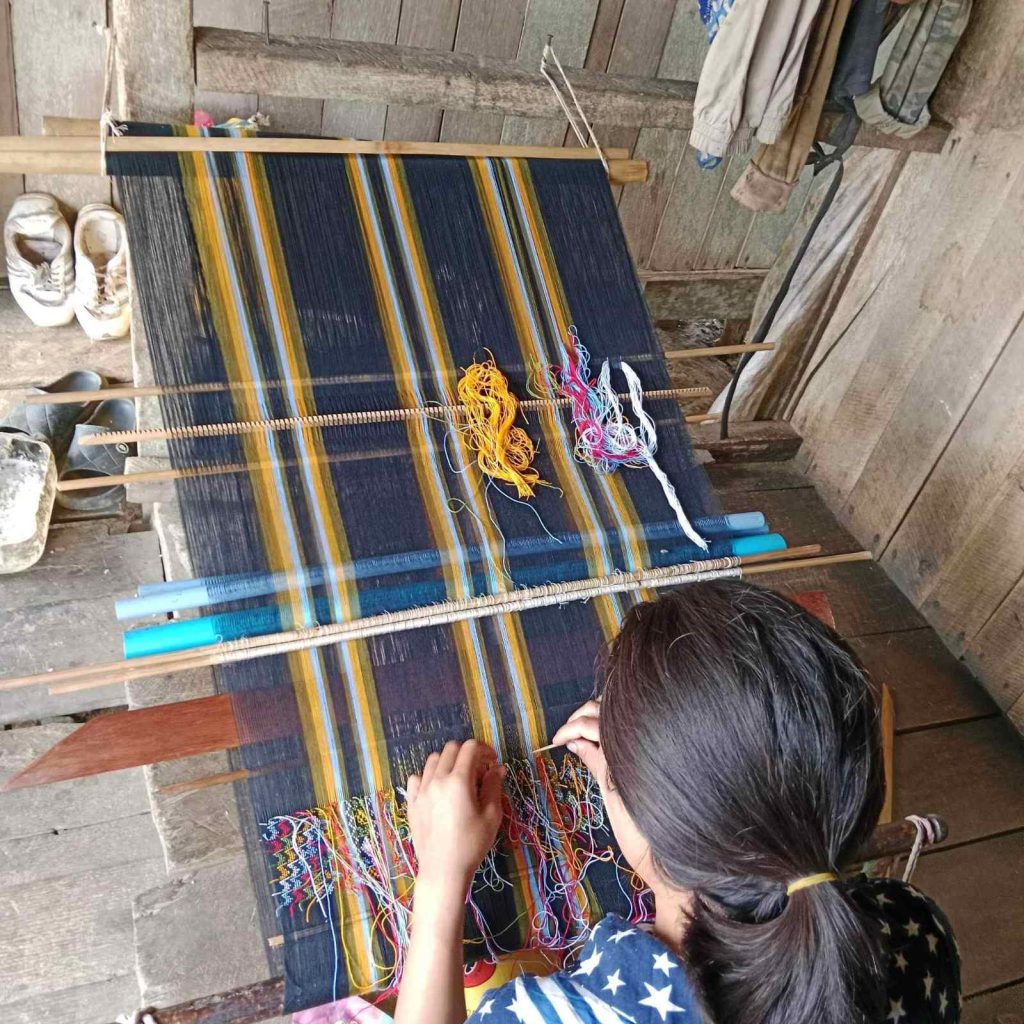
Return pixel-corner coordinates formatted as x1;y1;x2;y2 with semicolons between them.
469;878;960;1023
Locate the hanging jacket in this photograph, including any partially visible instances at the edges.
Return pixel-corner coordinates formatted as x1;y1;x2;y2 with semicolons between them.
690;0;826;162
855;0;972;136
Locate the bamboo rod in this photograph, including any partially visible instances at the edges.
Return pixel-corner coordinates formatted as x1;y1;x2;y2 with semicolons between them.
76;388;715;447
663;342;775;360
27;380;713;407
60;410;720;491
0;547;832;696
0;135;646;185
3;134;630;159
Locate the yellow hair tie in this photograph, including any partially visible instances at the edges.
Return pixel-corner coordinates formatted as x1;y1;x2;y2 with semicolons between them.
786;872;838;896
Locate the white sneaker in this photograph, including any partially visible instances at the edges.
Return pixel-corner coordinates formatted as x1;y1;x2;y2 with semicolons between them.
73;203;131;341
4;193;75;327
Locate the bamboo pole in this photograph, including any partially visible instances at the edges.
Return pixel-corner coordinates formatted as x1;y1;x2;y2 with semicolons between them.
0;134;647;185
75;388;715;448
27;381;714;407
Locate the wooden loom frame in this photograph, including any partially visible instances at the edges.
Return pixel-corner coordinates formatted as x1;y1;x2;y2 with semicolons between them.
0;5;953;1021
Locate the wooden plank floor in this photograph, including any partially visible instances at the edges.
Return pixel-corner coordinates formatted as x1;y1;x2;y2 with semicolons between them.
712;462;1024;1020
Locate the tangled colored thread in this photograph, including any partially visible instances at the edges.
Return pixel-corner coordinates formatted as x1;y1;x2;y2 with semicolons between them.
457;358;543;498
261;755;650;995
557;325;708;551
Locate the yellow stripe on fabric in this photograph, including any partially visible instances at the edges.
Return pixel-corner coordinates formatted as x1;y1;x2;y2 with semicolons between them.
243;154;390;797
470;158;623;642
182;153;346;808
345;156;510;751
505;158;656;639
385;156;547;749
185;149;379;989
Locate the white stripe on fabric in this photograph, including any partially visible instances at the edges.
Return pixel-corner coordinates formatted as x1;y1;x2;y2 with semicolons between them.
352;155;503;745
568;980;638;1024
535;975;603;1024
497;157;642;605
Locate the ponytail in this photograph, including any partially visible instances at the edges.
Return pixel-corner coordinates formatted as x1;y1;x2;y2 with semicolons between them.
686;878;886;1024
599;580;888;1024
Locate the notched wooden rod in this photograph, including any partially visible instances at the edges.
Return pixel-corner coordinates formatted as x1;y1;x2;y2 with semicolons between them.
76;387;715;447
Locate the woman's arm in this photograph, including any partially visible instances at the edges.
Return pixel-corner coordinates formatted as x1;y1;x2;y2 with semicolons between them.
394;740;505;1024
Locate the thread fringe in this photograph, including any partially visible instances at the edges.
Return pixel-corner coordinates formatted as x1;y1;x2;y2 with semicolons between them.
261;755;650;994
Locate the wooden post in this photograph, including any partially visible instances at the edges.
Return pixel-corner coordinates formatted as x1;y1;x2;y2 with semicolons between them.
111;0;194;123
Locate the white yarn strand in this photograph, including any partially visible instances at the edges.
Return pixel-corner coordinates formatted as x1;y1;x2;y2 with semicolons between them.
620;361;709;551
540;41;609;172
901;814;938;883
98;26;126;176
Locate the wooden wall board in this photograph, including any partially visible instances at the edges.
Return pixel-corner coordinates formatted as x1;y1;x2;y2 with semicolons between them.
591;0;677;156
113;0;193;124
883;317;1024;608
965;575;1024;713
10;0;110;210
322;0;402;141
383;0;463;142
617;0;702;265
851;629;997;734
917;449;1024;659
837;169;1024;557
194;0;332;134
793;138;1022;517
705;461;815;494
647;156;729;270
643;268;766;320
691;153;755;269
438;0;529;144
500;0;599;148
912;832;1024;997
893;717;1024;847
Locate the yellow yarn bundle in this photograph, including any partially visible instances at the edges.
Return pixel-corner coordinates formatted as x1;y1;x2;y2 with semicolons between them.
457;358;542;498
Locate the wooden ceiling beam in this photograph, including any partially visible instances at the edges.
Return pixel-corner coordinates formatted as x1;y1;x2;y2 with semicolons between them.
194;27;951;154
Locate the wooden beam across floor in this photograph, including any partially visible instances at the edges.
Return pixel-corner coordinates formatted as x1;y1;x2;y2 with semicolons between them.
193;27;952;154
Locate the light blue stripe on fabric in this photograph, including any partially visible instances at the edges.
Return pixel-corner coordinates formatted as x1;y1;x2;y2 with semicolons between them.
354;155;503;747
479;159;620;606
492;158;648;628
232;152;381;815
202;140;368;978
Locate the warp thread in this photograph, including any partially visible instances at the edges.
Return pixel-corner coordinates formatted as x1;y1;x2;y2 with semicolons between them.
456;357;543;499
555;326;708;551
261;756;649;996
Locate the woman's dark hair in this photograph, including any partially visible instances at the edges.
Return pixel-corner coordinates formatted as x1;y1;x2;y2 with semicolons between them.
599;578;886;1024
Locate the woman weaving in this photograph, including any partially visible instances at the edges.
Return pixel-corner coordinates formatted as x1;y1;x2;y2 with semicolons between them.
394;579;960;1024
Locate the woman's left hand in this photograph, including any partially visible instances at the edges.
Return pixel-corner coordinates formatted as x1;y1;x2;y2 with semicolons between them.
406;739;506;904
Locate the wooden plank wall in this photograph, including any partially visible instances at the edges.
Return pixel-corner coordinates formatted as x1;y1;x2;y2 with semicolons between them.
790;2;1024;732
1;0;806;275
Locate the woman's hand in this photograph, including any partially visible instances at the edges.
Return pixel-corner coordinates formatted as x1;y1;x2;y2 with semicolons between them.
550;699;607;784
406;739;506;904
